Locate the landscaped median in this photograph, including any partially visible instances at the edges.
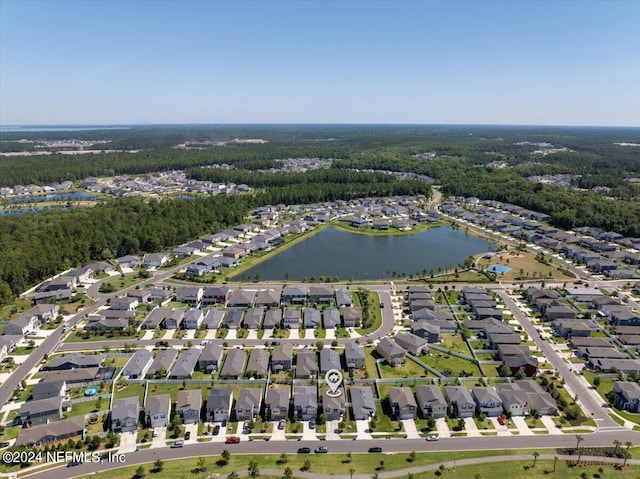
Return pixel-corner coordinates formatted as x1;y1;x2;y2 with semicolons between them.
39;450;640;479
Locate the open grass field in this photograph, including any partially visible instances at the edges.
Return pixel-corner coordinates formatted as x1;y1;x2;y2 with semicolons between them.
476;250;574;282
98;273;144;293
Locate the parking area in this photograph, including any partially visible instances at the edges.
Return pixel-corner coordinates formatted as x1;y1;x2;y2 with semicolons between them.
150;427;167;448
511;416;534;436
301;421;317;440
270;421;287;441
355;419;372;439
184;422;198;444
325;419;340;440
401;419;420;439
118;431;138;453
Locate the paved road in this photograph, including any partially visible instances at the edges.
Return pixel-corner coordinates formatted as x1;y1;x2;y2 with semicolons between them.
497;290;619;429
21;431;640;479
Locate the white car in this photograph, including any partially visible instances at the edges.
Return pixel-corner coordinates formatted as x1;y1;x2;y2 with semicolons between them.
152;428;159;437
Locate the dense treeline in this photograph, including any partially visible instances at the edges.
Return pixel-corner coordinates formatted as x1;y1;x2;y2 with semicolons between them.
0;174;430;299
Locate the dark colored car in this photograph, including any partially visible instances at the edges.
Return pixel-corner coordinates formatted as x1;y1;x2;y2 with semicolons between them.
185;431;191;440
213;425;221;435
156;341;169;347
297;447;311;454
67;461;82;467
368;447;382;453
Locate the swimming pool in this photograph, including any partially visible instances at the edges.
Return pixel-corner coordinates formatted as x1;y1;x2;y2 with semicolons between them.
84;387;99;396
486;264;512;274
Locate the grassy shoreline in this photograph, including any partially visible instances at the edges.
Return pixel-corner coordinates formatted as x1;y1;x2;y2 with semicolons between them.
330;219;447;236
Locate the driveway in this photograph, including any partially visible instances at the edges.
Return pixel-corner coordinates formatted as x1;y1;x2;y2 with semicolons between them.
226;329;237;340
305;328;315;340
355;419;372;439
325;329;336;340
325;420;340;440
247;330;258;340
541;415;562;434
270;421;286;441
150;427;167;448
489;417;511;436
162;329;175;340
301;421;317;441
118;431;138;453
263;328;273;339
205;329;217;339
435;417;450;438
401;419;420;439
184;422;198;444
463;417;481;437
182;329;196;340
511;416;534;436
209;422;227;443
288;329;299;340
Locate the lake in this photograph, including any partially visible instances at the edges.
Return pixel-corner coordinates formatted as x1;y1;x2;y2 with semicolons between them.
8;192;98;204
240;226;495;281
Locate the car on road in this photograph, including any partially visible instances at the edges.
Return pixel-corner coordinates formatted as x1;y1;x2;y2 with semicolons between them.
368;447;382;453
225;436;240;444
497;416;505;426
278;419;286;430
426;435;439;442
170;441;184;448
67;461;82;467
213;425;221;435
184;431;191;440
297;447;311;454
314;446;328;454
156;341;169;347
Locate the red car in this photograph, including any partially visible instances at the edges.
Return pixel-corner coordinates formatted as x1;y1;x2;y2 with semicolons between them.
225;436;240;444
497;416;505;426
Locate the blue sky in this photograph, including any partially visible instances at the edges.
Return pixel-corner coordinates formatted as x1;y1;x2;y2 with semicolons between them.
1;0;639;126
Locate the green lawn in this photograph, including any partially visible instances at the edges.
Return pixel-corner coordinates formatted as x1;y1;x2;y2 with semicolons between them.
379;358;430;379
98;274;144;293
441;332;473;355
421;350;481;377
113;383;146;403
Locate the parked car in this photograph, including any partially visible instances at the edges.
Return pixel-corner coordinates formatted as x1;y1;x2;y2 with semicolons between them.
225;436;240;444
309;419;315;429
278;419;286;430
213;425;221;435
297;447;311;454
184;431;191;440
426;435;439;442
152;428;159;438
497;416;505;426
368;447;382;453
171;441;184;448
243;420;250;432
314;446;328;453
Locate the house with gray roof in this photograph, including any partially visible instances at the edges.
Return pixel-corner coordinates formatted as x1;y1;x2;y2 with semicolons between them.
14;416;84;448
272;343;293;372
309;286;334;303
415;385;447;418
335;288;352;307
224;310;244;329
40;368;99;384
31;380;66;401
323;308;341;329
235;388;263;421
162;309;185;329
220;348;246;378
295;351;318;378
145;394;171;428
175;286;203;306
110;397;139;432
411;322;440;343
110;297;138;311
255;289;281;307
20;397;63;426
206;388;233;422
147;348;178;378
394;332;429;355
265;388;289;420
228;289;255;308
514;379;558;416
263;308;282;328
244;307;264;329
176;389;202;424
614;381;640;412
121;349;153;379
49;353;103;370
203;309;225;330
322;389;345;420
443;386;475;418
375;337;406;367
246;349;270;378
350;386;376;420
471;387;503;417
283;286;307;304
319;348;341;373
388;387;417;419
183;308;204;329
168;349;201;379
496;383;529;416
342;307;361;327
344;341;365;370
283;308;301;328
198;343;224;373
304;307;321;328
294;386;317;421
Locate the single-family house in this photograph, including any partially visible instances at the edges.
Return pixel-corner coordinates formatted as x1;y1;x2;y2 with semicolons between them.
496;383;529;417
282;286;307;304
220;348;246;378
14;416;84;448
322;389;345;421
198;343;224;373
265;388;289;420
388;387;418;419
375;337;406;367
283;308;301;328
176;389;202;424
411;322;441;343
271;343;294;372
323;308;341;329
206;388;233;422
20;397;63;426
121;349;154;379
471;387;503;417
147;349;178;378
31;381;66;402
342;307;361;327
415;385;447;419
246;349;270;378
394;332;429;355
344;341;365;370
183;309;204;330
168;349;201;379
295;351;318;378
145;394;171;428
110;397;139;432
443;386;475;418
294;386;318;421
228;289;255;308
319;348;341;373
235;388;262;421
350;386;376;420
613;381;640;413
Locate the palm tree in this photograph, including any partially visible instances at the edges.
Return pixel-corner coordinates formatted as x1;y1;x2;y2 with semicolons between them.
614;439;621;456
349;468;355;479
532;451;539;468
575;434;584;451
553;456;558;472
577;447;585;464
624;441;633;466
